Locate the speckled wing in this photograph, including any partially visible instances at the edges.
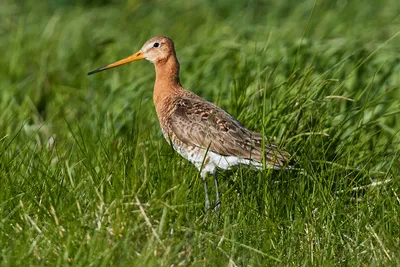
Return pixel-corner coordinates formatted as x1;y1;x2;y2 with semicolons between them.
167;97;290;168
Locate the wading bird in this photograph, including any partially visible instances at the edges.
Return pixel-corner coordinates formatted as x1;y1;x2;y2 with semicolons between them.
88;36;290;216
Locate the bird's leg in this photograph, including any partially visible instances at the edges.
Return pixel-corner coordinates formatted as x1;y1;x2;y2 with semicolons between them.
203;178;210;211
201;171;210;222
213;172;221;216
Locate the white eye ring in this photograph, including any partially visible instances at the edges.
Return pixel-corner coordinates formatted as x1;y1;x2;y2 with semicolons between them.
153;42;160;48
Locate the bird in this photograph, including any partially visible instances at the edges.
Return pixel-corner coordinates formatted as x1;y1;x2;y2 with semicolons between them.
88;36;290;216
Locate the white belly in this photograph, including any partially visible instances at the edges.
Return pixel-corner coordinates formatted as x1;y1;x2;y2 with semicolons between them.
161;129;280;178
171;139;263;178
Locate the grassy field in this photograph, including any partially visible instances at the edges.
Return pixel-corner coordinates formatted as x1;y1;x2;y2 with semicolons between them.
1;0;400;265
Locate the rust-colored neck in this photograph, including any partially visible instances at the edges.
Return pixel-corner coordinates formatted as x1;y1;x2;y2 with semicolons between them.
155;54;181;86
153;54;182;117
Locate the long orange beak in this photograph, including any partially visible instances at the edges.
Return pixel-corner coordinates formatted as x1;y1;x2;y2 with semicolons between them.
87;50;145;75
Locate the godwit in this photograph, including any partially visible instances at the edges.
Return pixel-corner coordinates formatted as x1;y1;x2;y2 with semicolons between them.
88;36;290;215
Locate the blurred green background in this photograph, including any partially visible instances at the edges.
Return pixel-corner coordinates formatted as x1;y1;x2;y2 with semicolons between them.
1;0;399;266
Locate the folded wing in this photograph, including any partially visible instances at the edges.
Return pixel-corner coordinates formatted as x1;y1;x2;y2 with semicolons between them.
167;97;290;168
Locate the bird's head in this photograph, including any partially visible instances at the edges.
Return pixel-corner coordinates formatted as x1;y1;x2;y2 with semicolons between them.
88;36;175;75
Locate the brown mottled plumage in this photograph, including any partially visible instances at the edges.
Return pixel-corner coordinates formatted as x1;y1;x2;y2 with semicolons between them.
88;36;290;215
167;96;289;166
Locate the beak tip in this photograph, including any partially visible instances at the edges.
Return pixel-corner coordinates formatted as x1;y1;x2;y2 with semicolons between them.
87;67;104;75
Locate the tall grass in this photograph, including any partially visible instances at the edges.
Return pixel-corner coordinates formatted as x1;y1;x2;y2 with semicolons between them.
0;0;399;265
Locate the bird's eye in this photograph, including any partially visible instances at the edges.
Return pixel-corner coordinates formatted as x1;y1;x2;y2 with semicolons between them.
153;42;160;48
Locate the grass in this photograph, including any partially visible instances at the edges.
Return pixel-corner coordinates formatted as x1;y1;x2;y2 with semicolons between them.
1;0;400;265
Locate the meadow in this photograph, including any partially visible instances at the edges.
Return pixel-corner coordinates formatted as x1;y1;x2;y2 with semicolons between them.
0;0;399;265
